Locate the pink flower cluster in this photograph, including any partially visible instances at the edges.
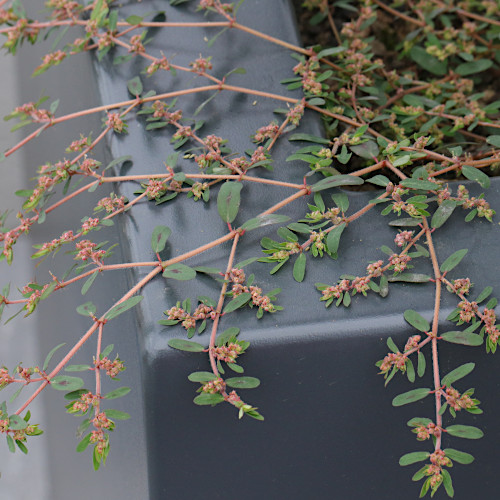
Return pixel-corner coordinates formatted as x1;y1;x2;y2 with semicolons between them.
229;268;276;312
253;122;279;143
94;356;125;378
75;239;105;264
165;303;216;332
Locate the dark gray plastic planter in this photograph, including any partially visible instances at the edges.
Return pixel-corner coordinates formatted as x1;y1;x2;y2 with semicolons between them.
11;1;500;499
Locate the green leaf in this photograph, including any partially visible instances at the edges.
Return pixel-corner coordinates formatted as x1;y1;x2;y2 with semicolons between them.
223;293;252;313
104;386;131;400
456;59;493;76
104;409;131;420
367;175;390;187
431;200;457;228
350;140;379;159
101;344;114;359
127;76;143;96
6;434;15;453
410;45;447;75
388;273;431;283
440;249;468;273
225;376;260;389
151;225;172;253
392;388;431;406
446;425;483;439
404;310;430;332
8;414;28;430
293;253;306;282
389;218;421;227
227;363;244;373
336;144;352;164
240;214;290;231
76;433;92;452
326;223;346;255
311;175;364;192
400;179;438;191
216;327;240;346
50;375;84;392
331;193;349;212
461;165;490;189
476;286;493;303
387;337;399;354
163;263;197;281
42;342;66;371
417;351;426;377
399;451;430;466
217;182;243;223
16;440;28;454
81;271;98;296
288;222;312;234
188;371;218;383
316;46;346;58
440;331;483;346
486;135;500;148
443;448;474;464
406;358;415;382
193;393;224;405
288;133;330;144
441;362;475;388
76;301;96;317
168;338;205;352
442;469;454;498
104;295;143;320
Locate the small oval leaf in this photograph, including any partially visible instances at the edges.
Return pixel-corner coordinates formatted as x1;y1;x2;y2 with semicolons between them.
168;338;205;352
399;451;430;466
225;376;260;389
446;425;483;439
404;310;430;332
392;388;431;406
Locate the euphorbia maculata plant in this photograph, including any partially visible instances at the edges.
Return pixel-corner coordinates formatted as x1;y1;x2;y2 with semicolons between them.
0;0;499;496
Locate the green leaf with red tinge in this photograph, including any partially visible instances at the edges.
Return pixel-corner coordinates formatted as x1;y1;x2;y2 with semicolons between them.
163;264;196;281
440;331;483;346
50;375;84;392
392;388;431;406
151;225;171;253
446;425;483;439
217;181;242;223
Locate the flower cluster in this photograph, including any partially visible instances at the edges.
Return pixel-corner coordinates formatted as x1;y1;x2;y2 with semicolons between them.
105;112;127;133
75;239;106;265
388;253;411;274
94;356;125;378
144;179;167;200
411;422;441;441
146;55;171;75
228;268;280;314
202;377;225;394
95;194;126;214
164;302;216;333
253;121;279;143
68;392;99;415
